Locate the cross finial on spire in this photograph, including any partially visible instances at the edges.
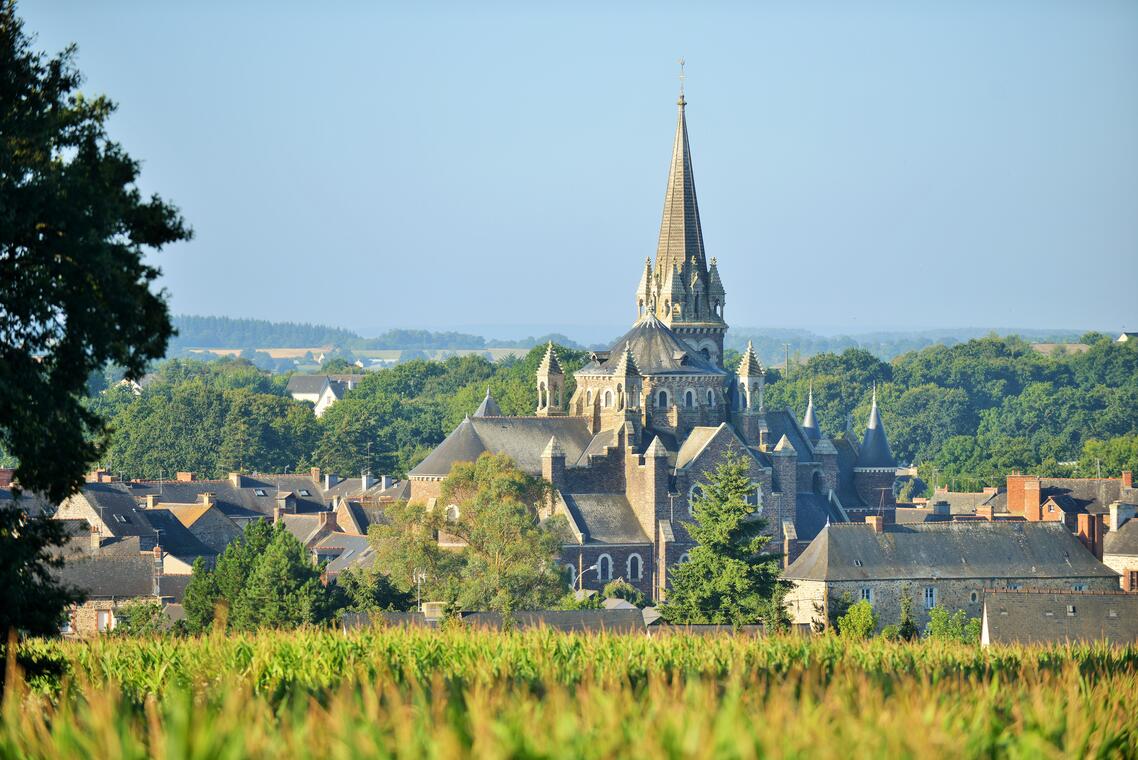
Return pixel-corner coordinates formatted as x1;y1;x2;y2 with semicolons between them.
678;57;686;105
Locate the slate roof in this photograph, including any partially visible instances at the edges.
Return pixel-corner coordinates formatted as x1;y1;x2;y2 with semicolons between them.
473;388;503;418
285;375;329;395
983;590;1138;646
856;389;896;469
785;522;1118;582
674;425;728;470
764;409;815;462
157;574;193;603
1038;479;1131;516
141;509;218;559
124;476;327;518
1104;519;1138;557
930;489;1002;514
655;92;707;278
832;436;866;507
560;493;651;544
793;492;843;542
579;315;726;377
408;416;595;478
55;555;156;599
801;387;821;444
316;533;375;575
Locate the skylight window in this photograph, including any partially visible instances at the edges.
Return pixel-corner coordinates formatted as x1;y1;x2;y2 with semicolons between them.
299;489;311;497
254;488;267;497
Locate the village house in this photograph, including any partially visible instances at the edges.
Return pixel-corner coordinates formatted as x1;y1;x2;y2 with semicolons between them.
407;90;903;602
285;373;366;416
981;589;1138;647
782;519;1119;632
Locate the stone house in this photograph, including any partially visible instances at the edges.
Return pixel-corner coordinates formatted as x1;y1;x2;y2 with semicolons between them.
53;548;187;637
981;589;1138;647
783;519;1119;632
1103;502;1138;590
408;88;901;603
285;374;365;417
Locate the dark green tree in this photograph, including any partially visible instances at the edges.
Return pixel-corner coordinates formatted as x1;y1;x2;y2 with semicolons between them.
230;528;328;629
182;520;275;632
0;505;82;635
602;579;647;608
0;3;191;502
661;451;783;626
110;600;167;637
332;565;412;613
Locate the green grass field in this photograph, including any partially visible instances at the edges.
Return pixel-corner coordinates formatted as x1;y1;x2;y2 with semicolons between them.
2;628;1136;758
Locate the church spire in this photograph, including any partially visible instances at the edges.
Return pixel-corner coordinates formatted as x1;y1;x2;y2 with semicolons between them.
654;75;707;283
858;383;895;468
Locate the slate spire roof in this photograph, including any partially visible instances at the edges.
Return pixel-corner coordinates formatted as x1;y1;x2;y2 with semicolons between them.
802;381;821;443
473;387;502;418
585;314;725;377
857;384;896;468
655;90;707;280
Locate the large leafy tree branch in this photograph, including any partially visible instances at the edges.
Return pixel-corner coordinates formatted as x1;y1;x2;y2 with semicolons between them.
1;2;191;502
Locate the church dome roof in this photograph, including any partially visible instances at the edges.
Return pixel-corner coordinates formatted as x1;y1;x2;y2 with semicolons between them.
581;314;726;377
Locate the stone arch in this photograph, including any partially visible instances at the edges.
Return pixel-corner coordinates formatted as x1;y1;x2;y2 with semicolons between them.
597;554;613;581
657;388;670;408
603;389;613;408
706;388;715;407
627;553;643;581
684;389;695;409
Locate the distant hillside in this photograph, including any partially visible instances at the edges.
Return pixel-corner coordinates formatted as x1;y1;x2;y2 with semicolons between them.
171;315;1084;364
727;327;1085;366
171;316;360;349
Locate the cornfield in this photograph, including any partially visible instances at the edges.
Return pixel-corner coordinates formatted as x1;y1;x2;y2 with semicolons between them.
2;627;1137;758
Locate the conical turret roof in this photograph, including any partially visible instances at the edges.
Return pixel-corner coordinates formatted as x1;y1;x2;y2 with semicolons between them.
801;382;820;443
858;385;896;468
473;387;502;418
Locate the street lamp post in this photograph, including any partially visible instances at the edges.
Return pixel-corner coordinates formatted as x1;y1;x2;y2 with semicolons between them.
412;570;427;611
570;564;598;593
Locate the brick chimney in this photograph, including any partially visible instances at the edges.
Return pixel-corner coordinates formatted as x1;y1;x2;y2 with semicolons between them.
975;505;994;521
145;494;158;509
317;510;337;531
1123;471;1133;489
310;466;322;482
1007;475;1042;520
1077;513;1105;561
866;515;884;533
273;505;284;525
176;471;194;482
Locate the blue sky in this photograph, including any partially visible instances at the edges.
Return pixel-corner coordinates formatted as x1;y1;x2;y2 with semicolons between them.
19;1;1138;339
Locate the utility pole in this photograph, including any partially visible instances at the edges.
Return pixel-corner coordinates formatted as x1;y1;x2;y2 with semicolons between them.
784;343;791;379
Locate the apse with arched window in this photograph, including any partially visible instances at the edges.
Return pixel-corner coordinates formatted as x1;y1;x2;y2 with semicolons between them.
627;553;642;581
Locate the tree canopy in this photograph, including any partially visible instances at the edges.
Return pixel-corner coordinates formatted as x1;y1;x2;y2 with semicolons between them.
0;2;190;502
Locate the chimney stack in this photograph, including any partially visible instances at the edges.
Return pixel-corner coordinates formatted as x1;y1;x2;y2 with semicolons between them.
1109;502;1136;532
1077;513;1105;561
361;471;376;490
310;466;322;482
380;474;393;491
865;515;884;533
89;526;101;553
324;473;341;491
273;505;283;525
200;492;214;507
145;494;158;509
176;471;194;482
1123;471;1133;489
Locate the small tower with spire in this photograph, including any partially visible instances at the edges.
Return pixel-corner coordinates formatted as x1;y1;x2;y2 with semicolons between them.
731;341;768;447
853;384;898;509
536;342;565;417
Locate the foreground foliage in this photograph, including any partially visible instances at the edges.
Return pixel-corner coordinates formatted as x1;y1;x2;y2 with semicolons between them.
3;629;1137;758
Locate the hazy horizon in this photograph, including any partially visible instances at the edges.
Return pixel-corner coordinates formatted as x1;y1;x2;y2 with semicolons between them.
21;1;1138;333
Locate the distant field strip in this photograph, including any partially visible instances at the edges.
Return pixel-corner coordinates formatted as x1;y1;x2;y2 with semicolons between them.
4;628;1137;758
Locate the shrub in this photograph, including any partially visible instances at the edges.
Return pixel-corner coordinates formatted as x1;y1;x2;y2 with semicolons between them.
837;600;877;639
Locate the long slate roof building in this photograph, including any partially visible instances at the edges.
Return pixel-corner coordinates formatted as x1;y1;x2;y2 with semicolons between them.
409;84;902;603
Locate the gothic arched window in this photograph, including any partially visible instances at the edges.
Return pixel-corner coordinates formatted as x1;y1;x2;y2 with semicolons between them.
603;390;613;408
684;389;694;409
706;389;715;406
657;389;669;408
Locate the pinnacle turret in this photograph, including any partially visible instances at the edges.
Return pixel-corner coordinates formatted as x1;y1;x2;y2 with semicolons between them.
858;384;895;468
801;381;820;443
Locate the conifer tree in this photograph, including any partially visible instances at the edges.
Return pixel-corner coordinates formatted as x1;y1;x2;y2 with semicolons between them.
661;451;783;626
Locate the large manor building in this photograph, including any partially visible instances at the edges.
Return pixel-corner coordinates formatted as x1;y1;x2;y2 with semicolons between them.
409;89;899;601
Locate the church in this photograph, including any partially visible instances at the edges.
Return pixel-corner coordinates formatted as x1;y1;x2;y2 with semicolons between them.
409;87;898;601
